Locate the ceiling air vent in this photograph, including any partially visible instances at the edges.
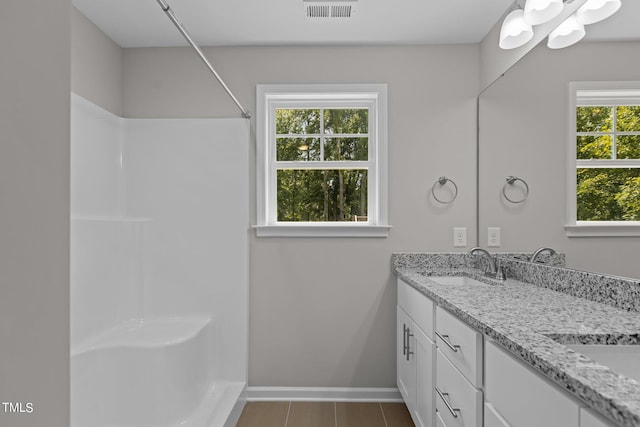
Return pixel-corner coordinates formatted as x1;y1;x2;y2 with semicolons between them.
304;0;356;19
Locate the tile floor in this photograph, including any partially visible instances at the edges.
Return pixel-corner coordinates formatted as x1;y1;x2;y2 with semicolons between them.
236;401;414;427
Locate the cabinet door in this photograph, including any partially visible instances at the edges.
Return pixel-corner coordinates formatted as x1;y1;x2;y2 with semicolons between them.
580;408;617;427
485;403;511;427
485;340;580;427
437;410;450;427
398;279;411;313
397;307;416;414
398;279;435;340
414;325;436;427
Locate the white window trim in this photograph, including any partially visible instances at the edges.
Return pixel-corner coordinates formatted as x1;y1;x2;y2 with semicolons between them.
255;84;390;237
565;81;640;237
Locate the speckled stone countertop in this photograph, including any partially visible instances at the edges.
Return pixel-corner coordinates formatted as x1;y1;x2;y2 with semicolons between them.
393;254;640;427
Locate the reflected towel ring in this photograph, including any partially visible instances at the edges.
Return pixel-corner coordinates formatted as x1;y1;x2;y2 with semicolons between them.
432;176;458;204
503;176;529;203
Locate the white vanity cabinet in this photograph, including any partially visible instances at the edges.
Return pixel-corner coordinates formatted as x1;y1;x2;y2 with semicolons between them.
397;279;436;427
397;275;621;427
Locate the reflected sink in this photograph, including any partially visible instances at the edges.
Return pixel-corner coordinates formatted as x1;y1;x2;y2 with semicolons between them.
428;276;489;287
567;344;640;382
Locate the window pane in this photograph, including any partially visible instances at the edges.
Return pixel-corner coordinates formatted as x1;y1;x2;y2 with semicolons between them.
276;138;320;161
323;109;368;134
324;138;368;161
617;106;640;132
277;169;368;222
577;168;640;221
577;135;612;159
576;106;612;132
276;109;320;134
617;135;640;159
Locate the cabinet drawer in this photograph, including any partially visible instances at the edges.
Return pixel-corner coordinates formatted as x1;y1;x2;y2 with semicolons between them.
435;307;482;387
485;403;511;427
398;278;435;339
485;340;580;427
436;349;482;427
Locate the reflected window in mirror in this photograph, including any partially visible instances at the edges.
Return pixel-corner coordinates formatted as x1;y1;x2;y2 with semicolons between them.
566;82;640;237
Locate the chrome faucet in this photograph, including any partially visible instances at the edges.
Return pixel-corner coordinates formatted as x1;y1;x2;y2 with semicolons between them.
468;247;497;275
529;247;557;263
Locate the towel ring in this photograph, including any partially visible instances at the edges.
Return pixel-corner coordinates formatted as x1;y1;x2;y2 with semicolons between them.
503;176;529;204
432;176;458;204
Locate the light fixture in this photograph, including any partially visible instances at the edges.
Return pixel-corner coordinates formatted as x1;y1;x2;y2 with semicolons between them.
499;7;534;50
498;0;621;50
523;0;564;25
576;0;621;25
547;14;585;49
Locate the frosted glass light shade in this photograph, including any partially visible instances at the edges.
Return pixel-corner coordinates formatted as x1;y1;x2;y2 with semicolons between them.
499;9;534;50
576;0;621;25
547;14;585;49
523;0;564;25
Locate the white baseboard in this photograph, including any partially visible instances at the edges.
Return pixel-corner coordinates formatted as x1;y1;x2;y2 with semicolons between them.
246;387;402;402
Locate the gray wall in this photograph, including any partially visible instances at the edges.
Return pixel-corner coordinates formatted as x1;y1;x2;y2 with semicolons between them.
0;1;70;427
121;45;479;387
479;41;640;280
71;7;123;116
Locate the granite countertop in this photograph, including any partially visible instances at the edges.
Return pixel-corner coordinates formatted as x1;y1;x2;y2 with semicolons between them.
395;266;640;427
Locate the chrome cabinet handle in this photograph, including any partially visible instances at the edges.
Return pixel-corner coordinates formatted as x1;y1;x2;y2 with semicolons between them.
406;328;414;361
435;385;461;418
402;324;407;356
435;330;460;353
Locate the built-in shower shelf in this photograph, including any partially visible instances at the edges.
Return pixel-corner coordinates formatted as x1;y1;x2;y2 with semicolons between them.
71;316;211;356
71;215;152;222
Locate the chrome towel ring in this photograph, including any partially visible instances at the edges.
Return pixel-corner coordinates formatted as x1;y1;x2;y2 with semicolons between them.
503;176;529;204
432;176;458;204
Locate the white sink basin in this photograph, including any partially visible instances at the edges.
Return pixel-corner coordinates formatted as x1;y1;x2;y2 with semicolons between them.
428;276;488;287
567;344;640;382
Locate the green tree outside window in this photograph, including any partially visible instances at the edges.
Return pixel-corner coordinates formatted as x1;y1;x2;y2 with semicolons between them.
576;105;640;221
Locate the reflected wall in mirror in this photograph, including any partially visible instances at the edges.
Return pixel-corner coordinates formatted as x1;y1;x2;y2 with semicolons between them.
479;40;640;280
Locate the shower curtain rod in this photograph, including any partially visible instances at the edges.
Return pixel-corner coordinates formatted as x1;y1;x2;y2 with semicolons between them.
156;0;252;119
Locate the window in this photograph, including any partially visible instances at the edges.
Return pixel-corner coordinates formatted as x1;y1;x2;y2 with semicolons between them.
255;84;390;237
566;82;640;236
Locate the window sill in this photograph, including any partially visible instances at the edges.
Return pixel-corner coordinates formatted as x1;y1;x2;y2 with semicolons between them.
253;223;392;238
565;223;640;237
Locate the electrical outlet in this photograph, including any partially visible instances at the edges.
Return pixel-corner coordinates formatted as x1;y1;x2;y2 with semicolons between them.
453;227;467;247
488;227;501;247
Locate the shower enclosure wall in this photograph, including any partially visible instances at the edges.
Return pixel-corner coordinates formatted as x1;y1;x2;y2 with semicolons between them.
70;94;249;427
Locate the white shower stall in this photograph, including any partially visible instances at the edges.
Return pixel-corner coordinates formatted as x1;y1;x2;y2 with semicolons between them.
70;94;249;427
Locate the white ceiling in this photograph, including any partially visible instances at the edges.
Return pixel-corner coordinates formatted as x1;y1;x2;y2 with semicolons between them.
72;0;640;48
72;0;513;47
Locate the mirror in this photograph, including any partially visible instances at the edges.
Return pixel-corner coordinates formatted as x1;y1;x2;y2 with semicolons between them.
478;2;640;280
478;0;588;92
